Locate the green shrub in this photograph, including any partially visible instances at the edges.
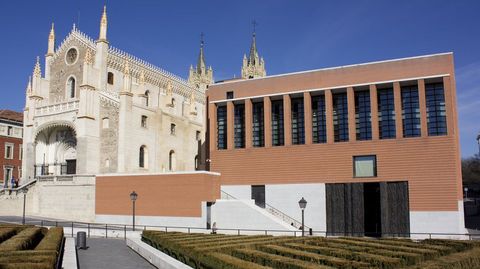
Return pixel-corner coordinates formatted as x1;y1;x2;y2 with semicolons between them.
208;252;271;269
330;238;440;258
406;246;480;269
305;239;424;265
284;242;402;268
181;235;270;248
371;238;455;255
35;228;64;252
0;228;45;251
0;229;16;244
257;244;369;268
232;248;330;269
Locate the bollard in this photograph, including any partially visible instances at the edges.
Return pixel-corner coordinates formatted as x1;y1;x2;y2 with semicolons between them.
77;231;87;249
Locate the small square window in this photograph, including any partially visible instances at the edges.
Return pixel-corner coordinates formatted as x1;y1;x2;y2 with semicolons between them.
141;116;148;128
226;91;234;99
7;127;13;136
353;155;377;177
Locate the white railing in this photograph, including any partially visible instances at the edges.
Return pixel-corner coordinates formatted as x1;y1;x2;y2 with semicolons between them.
35;100;79;116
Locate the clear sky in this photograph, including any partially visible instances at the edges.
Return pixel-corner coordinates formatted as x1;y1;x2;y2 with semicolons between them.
0;0;479;157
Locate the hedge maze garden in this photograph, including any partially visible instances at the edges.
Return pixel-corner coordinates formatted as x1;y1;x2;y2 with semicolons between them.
0;225;64;269
142;231;480;269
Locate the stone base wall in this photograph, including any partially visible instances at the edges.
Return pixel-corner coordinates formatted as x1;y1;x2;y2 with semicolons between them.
0;175;96;222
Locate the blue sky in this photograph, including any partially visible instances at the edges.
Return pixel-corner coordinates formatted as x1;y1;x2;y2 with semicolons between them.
0;1;479;157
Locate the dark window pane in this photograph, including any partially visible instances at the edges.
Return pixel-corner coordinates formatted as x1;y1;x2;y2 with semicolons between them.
312;95;327;143
291;97;305;145
271;100;284;146
234;104;245;148
425;83;447;136
252;102;264;147
355;90;372;141
377;88;396;139
333;92;349;142
401;86;421;138
217;106;227;149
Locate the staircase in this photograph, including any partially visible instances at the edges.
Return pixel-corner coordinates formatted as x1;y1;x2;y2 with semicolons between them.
220;190;309;230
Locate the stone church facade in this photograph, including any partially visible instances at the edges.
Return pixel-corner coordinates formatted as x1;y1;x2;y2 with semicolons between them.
21;7;211;182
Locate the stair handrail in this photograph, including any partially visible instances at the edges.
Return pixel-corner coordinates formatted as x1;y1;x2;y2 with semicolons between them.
220;190;309;230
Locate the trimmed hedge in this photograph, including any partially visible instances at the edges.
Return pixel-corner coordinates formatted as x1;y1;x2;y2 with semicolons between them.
305;239;425;265
329;238;440;258
0;229;16;244
35;227;64;252
143;230;480;269
0;228;45;251
284;243;402;268
232;248;332;269
0;226;64;269
406;246;480;269
257;244;369;268
208;252;272;269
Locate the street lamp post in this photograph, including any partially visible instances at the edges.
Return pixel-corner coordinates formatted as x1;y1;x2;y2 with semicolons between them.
130;191;138;231
21;189;27;225
298;197;307;237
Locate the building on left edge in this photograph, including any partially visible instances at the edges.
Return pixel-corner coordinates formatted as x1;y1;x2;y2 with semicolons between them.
0;110;23;188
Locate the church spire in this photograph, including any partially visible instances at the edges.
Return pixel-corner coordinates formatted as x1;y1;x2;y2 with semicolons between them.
241;20;266;79
188;33;213;92
197;33;206;74
98;5;108;42
248;21;258;65
47;23;55;56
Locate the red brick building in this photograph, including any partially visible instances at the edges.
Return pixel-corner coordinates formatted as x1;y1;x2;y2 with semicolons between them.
0;110;23;188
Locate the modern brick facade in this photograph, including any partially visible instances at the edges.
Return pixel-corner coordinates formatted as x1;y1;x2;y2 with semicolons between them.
206;53;465;235
0;110;23;188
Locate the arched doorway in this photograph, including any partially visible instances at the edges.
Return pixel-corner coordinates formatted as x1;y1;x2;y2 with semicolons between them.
34;123;77;176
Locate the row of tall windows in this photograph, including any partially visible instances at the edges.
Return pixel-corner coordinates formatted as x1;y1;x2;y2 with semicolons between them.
216;82;447;149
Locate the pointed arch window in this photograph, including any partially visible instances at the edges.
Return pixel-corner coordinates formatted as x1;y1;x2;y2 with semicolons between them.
169;150;176;171
107;72;114;85
67;77;76;98
139;145;147;168
145;91;150;107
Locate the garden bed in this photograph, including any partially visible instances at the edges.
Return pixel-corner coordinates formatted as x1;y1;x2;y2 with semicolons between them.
0;224;64;269
142;230;480;269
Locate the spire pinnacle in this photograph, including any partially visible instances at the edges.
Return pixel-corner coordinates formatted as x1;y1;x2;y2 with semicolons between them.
26;76;32;95
98;5;108;41
33;57;41;77
196;32;206;74
249;20;258;65
47;23;55;56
